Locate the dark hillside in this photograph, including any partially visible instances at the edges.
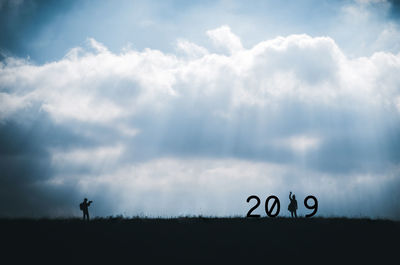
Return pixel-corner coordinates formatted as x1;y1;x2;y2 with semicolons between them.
1;217;398;264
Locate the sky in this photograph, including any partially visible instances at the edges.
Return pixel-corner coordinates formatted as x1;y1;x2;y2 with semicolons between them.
0;0;400;219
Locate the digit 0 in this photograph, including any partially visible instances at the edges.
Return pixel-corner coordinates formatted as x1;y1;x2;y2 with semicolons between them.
265;195;280;218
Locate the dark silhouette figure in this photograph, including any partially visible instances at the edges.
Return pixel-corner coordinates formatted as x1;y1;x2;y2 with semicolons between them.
80;198;93;221
288;192;298;218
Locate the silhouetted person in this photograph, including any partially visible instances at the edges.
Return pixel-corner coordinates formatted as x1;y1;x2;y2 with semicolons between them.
288;192;298;218
80;198;93;221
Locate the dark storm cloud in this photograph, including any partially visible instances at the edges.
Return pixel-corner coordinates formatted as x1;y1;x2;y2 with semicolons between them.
0;0;76;60
0;108;103;217
389;0;400;18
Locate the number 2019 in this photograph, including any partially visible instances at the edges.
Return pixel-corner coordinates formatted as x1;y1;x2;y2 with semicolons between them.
246;195;318;218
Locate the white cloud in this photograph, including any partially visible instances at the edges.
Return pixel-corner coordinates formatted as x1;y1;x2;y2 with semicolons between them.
275;135;321;154
372;23;400;52
1;26;399;124
51;145;124;167
0;92;29;120
1;26;400;218
206;25;244;54
87;38;109;54
41;95;123;123
176;39;209;58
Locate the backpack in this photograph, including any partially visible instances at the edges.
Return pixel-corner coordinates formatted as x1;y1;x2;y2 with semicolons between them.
79;202;84;211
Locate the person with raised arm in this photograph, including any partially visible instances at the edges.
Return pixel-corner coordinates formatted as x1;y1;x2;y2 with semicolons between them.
288;192;298;218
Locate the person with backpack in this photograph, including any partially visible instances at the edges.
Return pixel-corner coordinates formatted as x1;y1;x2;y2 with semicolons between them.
80;198;93;221
288;192;298;218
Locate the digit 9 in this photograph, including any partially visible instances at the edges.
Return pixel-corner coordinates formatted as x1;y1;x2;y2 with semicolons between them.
304;195;318;218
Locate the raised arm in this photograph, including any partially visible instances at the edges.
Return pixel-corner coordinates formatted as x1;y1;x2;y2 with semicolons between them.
289;192;292;200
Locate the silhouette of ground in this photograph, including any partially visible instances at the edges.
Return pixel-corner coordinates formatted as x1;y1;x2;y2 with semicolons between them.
1;217;398;264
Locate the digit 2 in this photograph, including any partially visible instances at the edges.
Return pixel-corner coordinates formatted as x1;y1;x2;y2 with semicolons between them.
246;195;261;217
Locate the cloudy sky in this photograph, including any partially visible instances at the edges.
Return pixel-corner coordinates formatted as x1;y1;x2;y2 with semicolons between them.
1;0;400;219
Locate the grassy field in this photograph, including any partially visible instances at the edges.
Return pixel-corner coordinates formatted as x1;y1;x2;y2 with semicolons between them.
1;217;398;264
